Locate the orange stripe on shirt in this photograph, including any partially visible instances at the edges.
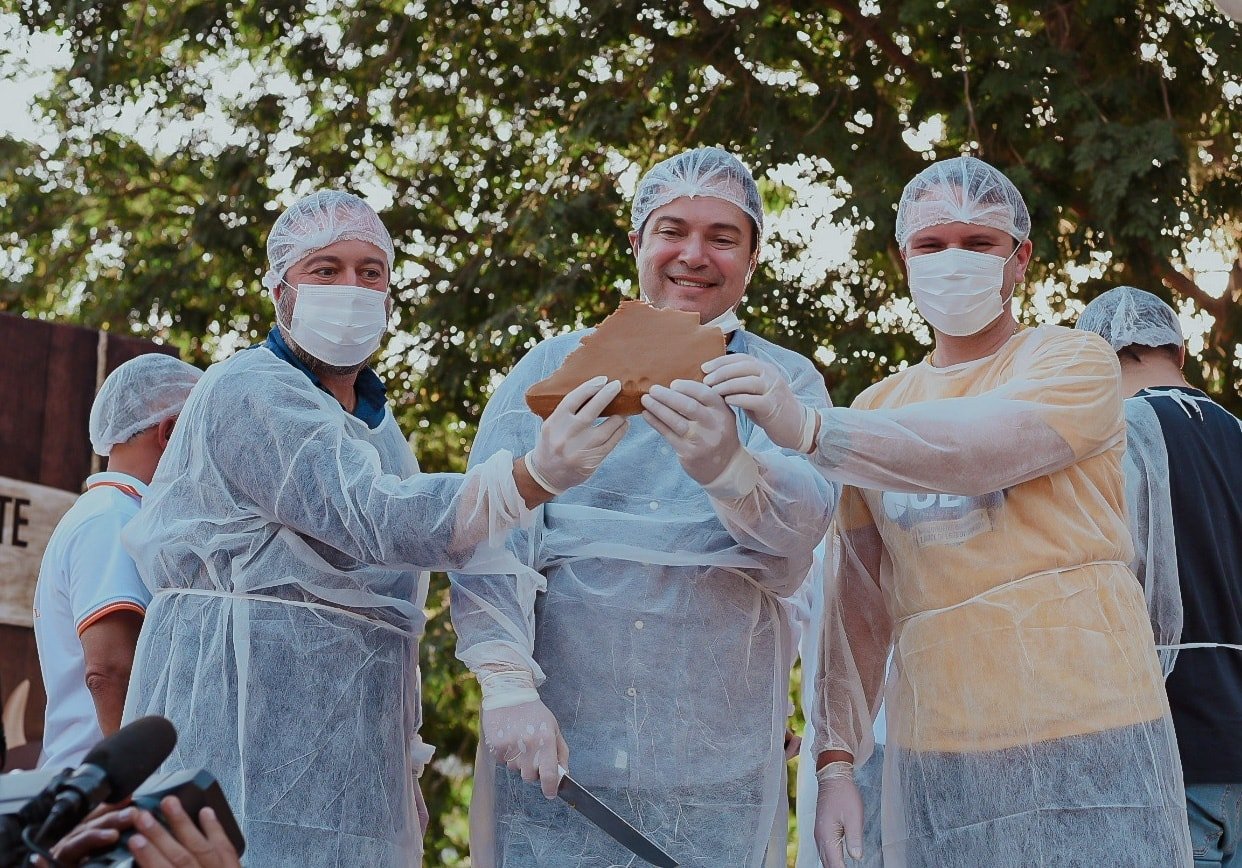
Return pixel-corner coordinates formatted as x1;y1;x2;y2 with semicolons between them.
77;601;146;636
85;481;143;501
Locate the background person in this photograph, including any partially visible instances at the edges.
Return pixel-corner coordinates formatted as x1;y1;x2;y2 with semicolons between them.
1078;285;1242;868
706;156;1192;867
119;190;625;867
451;147;837;866
33;353;200;769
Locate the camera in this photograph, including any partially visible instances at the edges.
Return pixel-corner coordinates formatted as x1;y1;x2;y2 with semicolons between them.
80;769;245;867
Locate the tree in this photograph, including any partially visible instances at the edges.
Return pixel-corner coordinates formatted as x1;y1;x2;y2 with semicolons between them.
3;1;1239;860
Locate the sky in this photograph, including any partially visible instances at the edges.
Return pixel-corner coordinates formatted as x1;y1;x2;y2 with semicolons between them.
0;13;66;149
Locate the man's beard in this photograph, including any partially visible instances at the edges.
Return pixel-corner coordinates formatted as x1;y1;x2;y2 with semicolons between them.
276;290;369;378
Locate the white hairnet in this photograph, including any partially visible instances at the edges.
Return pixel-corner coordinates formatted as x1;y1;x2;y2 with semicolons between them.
261;190;396;290
895;155;1031;248
631;146;764;240
89;353;202;456
1076;285;1184;353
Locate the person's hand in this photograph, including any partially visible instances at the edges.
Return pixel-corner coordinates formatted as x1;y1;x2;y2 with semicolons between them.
125;797;241;868
46;798;240;868
481;699;568;799
641;380;757;497
702;354;817;452
526;376;629;495
814;762;865;868
784;729;803;761
48;805;135;865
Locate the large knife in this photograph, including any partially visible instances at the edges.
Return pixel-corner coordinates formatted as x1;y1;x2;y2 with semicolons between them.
557;767;678;867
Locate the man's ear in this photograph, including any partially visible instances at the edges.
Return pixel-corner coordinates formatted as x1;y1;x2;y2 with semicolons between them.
627;230;640;256
156;415;177;450
1177;344;1187;370
1012;238;1034;283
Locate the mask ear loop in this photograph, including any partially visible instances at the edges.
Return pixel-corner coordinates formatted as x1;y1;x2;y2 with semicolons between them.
1001;240;1029;315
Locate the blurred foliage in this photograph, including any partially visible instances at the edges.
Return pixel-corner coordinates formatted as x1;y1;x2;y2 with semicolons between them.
3;1;1240;862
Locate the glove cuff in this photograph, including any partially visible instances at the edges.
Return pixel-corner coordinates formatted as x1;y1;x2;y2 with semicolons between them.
797;404;819;454
701;447;761;499
479;666;540;710
816;760;855;783
523;453;566;497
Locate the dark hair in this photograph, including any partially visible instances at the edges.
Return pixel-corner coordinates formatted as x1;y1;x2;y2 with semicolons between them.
1118;344;1181;364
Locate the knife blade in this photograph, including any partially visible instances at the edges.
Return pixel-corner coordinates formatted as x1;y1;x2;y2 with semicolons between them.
556;767;678;867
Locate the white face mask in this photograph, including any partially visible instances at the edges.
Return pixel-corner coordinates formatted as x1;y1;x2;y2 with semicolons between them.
704;307;743;335
906;247;1018;337
636;292;744;335
278;282;389;367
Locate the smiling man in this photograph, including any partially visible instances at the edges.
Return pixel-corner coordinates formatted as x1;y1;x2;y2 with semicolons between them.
707;156;1193;867
120;190;628;867
451;147;837;866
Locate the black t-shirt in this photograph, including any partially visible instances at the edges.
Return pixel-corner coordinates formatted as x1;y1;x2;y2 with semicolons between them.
1137;387;1242;783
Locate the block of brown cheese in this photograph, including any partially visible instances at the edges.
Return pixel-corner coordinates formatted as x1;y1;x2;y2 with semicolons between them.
525;300;727;419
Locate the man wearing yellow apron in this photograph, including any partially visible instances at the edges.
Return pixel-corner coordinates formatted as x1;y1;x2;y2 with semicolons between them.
706;156;1193;866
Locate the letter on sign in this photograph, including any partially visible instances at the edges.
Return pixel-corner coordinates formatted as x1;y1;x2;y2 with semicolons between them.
0;477;78;628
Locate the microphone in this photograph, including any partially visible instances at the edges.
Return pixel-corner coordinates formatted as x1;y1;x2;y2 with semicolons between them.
31;716;177;848
0;769;70;868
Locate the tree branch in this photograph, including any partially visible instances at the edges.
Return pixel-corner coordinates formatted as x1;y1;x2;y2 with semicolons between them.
682;0;771;99
1155;255;1227;319
959;28;980;150
819;0;930;87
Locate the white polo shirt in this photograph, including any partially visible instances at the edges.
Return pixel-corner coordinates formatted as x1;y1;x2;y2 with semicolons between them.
33;472;151;770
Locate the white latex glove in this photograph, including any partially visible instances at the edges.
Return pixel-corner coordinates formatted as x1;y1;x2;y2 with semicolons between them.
640;379;760;498
702;353;818;452
481;699;569;799
526;376;629;495
814;761;865;868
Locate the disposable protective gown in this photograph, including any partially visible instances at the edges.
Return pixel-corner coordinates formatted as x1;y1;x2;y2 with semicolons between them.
1076;285;1186;677
452;327;837;867
122;345;530;867
810;326;1192;866
1123;393;1183;676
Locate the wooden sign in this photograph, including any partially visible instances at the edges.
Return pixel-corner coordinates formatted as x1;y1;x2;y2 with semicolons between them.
0;475;78;628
